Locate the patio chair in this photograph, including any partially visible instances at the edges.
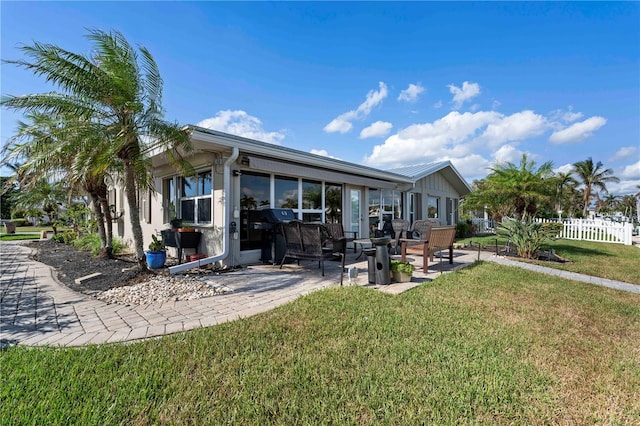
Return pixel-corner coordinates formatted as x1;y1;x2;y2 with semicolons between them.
324;222;358;253
389;219;409;254
279;221;347;285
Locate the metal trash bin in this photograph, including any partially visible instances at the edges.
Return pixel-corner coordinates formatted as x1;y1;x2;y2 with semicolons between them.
364;248;377;283
371;237;391;285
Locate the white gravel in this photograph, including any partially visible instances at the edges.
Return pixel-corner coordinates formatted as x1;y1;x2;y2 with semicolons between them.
96;274;233;306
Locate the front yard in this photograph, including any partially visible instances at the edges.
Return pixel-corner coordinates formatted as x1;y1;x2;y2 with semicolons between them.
2;261;638;424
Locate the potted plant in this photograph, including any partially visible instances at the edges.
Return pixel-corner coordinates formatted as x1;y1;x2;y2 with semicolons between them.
146;234;166;269
390;259;414;283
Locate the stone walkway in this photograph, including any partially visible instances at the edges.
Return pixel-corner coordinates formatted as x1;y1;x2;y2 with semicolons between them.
1;239;638;347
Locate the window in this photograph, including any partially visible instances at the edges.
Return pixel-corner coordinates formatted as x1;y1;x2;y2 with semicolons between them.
427;196;439;218
275;176;298;209
369;189;403;235
163;178;176;223
301;180;323;222
325;183;342;223
180;170;212;225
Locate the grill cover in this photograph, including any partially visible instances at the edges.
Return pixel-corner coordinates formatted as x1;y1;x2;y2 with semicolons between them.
260;208;296;223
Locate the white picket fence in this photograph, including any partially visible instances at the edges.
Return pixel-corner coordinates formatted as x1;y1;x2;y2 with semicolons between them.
536;218;633;246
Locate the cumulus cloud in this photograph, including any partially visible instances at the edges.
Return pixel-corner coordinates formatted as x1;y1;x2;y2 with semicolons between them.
448;81;480;109
360;121;393;139
619;160;640;179
548;116;607;144
324;82;388;133
197;110;286;144
610;146;638;162
397;83;425;102
480;110;548;146
555;163;575;175
364;110;501;166
492;144;525;165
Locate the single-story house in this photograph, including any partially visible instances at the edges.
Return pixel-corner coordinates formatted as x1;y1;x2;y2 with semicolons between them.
111;125;472;270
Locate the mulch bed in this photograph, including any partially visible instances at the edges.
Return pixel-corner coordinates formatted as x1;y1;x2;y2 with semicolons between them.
26;240;153;295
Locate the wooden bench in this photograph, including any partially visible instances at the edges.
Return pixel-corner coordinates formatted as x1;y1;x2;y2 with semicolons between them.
279;221;347;285
400;225;456;271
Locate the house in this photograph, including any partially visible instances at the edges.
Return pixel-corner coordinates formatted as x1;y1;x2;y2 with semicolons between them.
111;126;472;270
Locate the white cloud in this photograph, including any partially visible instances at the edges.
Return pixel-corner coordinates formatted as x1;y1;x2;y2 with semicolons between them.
550;107;584;124
433;100;443;109
450;154;492;183
364;110;501;166
555;163;575;175
480;110;548;146
548;116;607;144
397;83;425;102
619;160;640;179
310;149;339;159
448;81;480;109
492;99;501;110
610;146;638;162
360;121;393;139
197;110;286;144
492;144;524;165
324;82;388;133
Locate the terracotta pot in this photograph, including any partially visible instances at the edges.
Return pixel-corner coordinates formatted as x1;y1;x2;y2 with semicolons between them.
178;227;195;233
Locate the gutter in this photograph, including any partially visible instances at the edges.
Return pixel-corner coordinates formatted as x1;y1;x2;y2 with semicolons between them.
169;147;240;274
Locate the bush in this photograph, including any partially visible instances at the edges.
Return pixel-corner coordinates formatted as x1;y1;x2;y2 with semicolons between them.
72;233;127;256
51;231;76;244
497;215;560;259
456;222;473;238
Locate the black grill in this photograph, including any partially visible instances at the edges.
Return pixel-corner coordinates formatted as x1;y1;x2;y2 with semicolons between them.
258;208;296;263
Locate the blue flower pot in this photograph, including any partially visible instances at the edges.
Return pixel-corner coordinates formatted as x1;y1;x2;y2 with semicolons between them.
146;251;166;269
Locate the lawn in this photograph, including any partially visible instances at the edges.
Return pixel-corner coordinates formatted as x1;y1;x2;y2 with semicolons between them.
2;263;638;425
457;235;639;284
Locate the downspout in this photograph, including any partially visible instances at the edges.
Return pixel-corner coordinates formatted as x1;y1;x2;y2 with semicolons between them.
169;147;240;274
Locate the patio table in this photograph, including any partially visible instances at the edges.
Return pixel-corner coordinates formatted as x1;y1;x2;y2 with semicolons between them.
353;238;374;260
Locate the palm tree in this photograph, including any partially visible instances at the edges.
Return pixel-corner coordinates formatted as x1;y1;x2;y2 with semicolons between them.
598;193;620;215
2;29;193;267
10;178;67;232
4;111;117;256
552;171;577;218
572;158;620;217
468;154;555;220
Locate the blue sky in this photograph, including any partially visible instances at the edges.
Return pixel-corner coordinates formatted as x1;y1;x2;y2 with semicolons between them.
2;2;639;195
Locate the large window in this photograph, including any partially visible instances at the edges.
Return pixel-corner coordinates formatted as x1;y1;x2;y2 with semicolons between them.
180;170;212;225
427;196;439;218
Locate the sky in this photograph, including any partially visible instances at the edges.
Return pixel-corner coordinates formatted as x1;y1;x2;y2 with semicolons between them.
1;2;639;195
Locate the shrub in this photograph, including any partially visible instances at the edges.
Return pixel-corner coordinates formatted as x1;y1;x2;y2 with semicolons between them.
497;215;560;259
51;231;75;244
390;259;414;274
72;233;127;256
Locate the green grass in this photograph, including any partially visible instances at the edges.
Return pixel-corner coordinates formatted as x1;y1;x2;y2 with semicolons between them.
2;263;638;425
0;225;59;234
0;233;41;241
456;235;639;285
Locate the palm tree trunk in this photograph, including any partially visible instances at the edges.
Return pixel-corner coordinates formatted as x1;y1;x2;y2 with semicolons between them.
89;192;111;258
123;157;146;269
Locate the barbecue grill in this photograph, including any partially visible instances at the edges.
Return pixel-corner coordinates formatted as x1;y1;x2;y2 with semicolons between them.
255;208;296;264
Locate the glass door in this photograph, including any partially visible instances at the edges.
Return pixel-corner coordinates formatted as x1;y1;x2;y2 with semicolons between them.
350;189;361;238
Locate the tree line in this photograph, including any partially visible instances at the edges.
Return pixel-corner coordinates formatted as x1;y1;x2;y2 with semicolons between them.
463;154;638;222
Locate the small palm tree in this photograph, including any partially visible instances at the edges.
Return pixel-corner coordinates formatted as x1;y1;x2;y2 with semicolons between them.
572;158;619;217
2;29;193;268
